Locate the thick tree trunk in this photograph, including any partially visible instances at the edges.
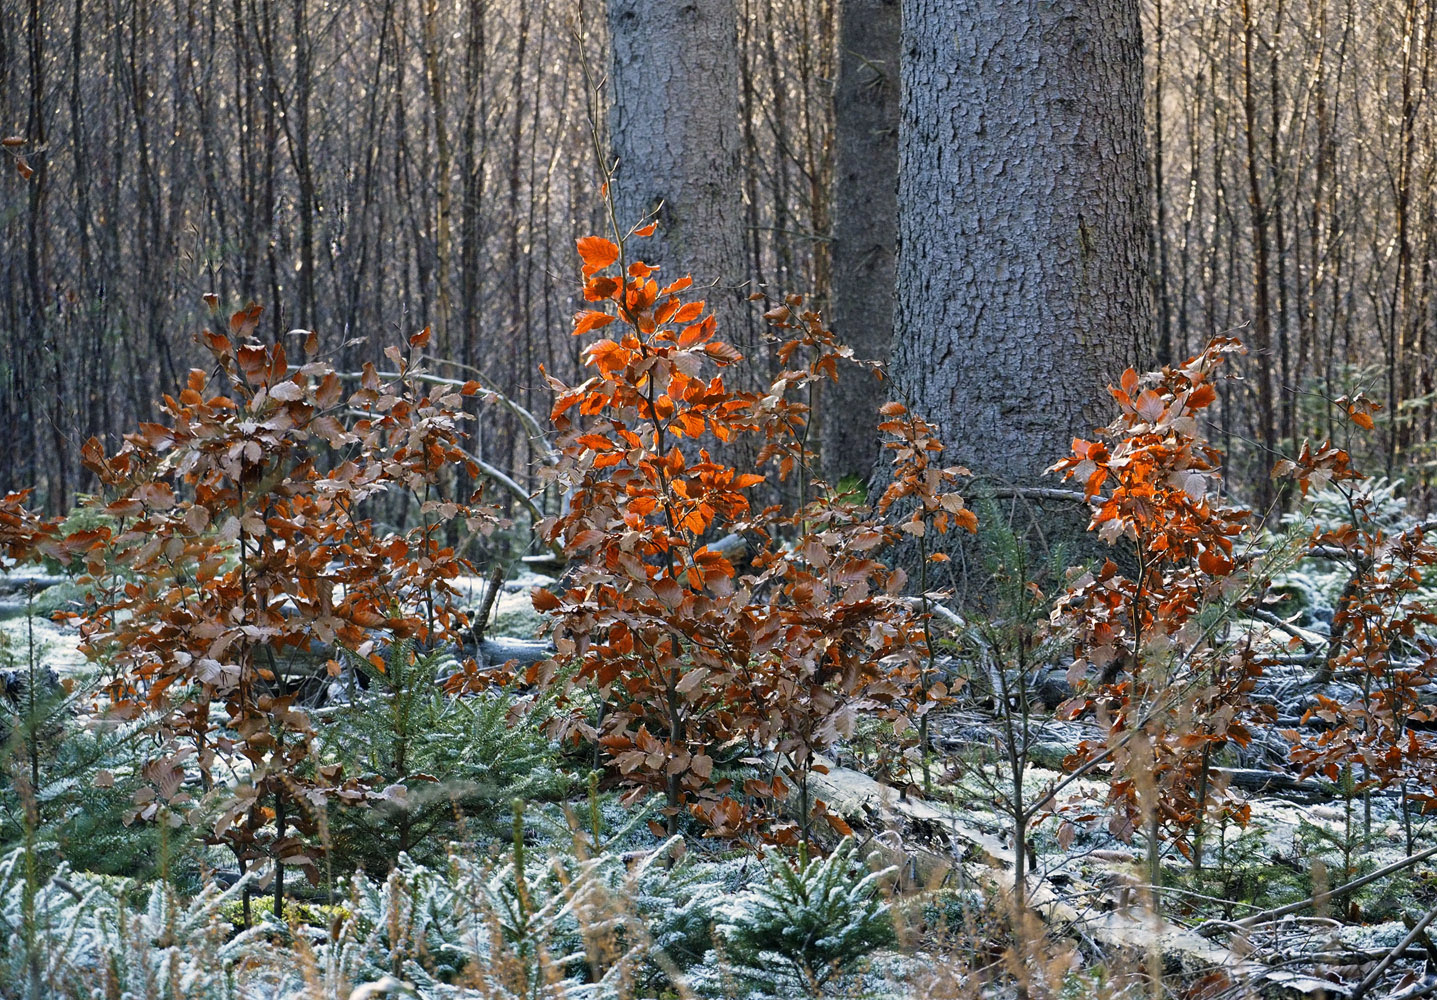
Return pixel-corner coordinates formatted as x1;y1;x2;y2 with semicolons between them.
606;0;749;356
823;0;901;483
892;0;1152;494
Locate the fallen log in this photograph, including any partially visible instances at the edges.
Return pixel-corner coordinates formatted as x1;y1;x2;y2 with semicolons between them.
1219;766;1330;798
472;636;555;669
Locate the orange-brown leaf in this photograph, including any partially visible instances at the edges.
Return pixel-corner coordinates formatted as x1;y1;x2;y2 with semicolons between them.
577;235;619;277
574;310;616;337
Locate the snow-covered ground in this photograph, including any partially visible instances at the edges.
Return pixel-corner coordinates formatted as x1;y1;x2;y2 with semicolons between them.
0;566;92;677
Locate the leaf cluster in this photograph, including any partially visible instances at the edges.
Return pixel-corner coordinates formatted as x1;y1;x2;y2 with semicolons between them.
513;226;974;847
1048;340;1269;853
1;317;506;901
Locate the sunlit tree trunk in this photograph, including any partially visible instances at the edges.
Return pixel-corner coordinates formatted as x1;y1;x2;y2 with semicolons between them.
607;0;748;355
891;0;1152;494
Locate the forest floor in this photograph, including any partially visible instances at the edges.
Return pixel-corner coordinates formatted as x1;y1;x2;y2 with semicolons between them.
5;565;1437;999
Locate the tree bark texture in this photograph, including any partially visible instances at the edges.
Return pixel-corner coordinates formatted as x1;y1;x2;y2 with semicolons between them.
892;0;1152;490
824;0;901;483
607;0;750;356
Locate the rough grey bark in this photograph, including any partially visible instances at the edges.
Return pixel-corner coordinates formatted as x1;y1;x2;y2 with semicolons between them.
823;0;901;483
607;0;750;355
891;0;1152;492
